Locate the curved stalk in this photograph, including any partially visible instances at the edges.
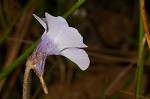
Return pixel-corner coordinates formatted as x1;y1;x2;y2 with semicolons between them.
23;61;33;99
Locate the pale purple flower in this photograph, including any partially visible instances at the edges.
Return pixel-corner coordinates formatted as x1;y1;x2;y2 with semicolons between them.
28;12;90;77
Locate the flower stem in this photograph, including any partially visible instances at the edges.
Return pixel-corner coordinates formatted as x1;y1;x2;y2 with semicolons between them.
23;61;33;99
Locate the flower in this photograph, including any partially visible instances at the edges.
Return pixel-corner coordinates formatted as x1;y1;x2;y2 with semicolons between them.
28;12;90;77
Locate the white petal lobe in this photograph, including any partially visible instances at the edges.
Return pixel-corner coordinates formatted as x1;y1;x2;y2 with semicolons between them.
61;48;90;70
52;27;87;50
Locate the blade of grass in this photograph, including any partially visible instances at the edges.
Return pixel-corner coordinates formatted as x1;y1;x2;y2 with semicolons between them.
135;0;147;99
0;0;86;80
135;36;145;99
63;0;86;18
141;0;150;48
135;13;145;99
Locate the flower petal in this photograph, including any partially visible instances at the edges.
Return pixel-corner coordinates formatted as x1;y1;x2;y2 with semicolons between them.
45;12;68;34
61;48;90;70
33;14;47;30
37;32;60;55
36;12;87;50
51;27;87;50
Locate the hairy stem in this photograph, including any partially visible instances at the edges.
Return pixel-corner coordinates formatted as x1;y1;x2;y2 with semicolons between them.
23;61;33;99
